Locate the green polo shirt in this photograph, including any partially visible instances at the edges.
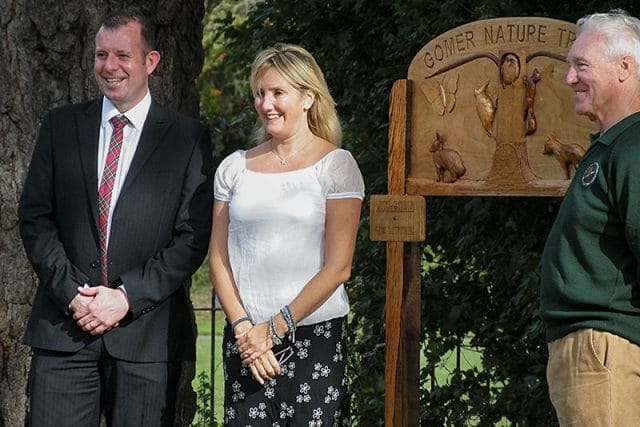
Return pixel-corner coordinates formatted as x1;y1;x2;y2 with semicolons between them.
540;112;640;345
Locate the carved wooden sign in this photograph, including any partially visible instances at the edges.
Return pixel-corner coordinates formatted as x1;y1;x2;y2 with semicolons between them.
403;17;597;197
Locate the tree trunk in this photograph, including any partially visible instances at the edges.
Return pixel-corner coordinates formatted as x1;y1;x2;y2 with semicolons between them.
0;1;205;425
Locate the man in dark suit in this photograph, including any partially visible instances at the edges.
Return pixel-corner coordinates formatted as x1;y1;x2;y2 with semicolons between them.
17;8;213;426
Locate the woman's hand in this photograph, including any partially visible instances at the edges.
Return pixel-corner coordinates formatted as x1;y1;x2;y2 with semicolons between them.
236;321;272;364
248;350;281;384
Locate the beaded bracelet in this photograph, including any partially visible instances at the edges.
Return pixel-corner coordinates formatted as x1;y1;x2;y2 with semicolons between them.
280;305;296;343
230;316;252;332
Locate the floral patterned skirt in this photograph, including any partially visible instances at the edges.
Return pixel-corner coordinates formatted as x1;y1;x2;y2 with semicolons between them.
222;316;351;426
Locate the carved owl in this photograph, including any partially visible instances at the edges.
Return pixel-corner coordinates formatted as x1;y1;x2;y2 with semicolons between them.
500;53;520;87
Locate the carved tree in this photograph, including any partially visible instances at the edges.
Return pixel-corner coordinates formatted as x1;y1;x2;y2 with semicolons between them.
0;0;205;424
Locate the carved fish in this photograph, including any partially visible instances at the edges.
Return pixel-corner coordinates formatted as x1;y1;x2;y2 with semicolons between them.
474;81;496;137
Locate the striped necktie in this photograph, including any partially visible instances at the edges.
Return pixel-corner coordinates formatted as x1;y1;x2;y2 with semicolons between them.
98;115;128;286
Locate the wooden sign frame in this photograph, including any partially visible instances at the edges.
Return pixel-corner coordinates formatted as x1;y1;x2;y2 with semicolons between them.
377;17;595;426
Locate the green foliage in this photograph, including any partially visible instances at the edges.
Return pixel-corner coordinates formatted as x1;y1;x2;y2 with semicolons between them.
201;0;640;425
199;0;261;163
421;197;560;425
192;371;218;426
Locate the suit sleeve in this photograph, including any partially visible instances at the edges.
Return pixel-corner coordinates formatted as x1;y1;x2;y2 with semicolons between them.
18;110;90;313
118;123;213;319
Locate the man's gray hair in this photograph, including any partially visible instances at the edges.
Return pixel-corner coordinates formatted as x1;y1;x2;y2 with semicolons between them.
577;9;640;78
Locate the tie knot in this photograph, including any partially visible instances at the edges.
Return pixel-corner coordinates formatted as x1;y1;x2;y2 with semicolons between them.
109;115;129;131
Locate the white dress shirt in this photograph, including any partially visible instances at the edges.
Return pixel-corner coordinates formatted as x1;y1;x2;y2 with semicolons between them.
97;92;152;244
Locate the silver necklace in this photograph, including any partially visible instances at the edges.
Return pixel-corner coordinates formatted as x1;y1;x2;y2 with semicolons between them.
270;139;311;165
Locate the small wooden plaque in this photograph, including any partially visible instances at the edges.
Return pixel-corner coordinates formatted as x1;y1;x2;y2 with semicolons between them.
370;195;426;242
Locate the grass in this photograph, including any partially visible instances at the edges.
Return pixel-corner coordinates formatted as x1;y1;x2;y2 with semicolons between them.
421;337;484;387
194;310;225;423
190;264;226;424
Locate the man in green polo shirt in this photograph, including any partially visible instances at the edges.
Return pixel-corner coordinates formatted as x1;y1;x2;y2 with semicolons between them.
540;9;640;426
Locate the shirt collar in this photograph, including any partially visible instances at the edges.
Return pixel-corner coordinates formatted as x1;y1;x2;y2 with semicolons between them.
101;91;152;131
591;111;640;146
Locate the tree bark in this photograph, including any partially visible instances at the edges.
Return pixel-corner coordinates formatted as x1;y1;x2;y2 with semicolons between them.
0;0;205;425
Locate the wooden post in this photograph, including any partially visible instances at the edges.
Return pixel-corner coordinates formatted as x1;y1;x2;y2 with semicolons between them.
384;79;422;426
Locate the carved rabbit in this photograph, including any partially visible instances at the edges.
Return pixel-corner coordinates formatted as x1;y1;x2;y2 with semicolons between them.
543;134;585;179
430;132;466;183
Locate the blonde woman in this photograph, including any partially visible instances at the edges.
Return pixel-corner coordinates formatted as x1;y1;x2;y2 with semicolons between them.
209;43;364;425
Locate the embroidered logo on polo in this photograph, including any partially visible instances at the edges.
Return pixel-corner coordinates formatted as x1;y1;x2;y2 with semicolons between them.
581;162;599;187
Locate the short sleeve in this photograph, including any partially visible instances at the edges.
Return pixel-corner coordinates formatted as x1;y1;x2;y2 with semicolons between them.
318;149;365;200
213;150;246;202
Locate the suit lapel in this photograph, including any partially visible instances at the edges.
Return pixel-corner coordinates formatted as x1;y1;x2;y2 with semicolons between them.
77;100;102;227
119;101;171;196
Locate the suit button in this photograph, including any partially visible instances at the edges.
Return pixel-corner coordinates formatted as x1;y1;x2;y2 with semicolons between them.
90;260;100;269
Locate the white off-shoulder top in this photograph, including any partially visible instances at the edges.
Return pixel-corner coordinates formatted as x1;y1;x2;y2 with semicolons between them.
214;149;365;325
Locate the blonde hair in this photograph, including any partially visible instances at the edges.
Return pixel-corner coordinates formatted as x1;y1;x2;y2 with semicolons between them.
250;43;342;146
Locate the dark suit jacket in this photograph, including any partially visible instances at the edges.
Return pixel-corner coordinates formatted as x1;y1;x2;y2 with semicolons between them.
18;99;213;362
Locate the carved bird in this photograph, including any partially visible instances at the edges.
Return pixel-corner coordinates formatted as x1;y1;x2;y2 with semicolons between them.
500;53;520;87
474;81;497;138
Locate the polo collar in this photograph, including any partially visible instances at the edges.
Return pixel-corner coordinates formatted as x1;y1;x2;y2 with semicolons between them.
591;111;640;146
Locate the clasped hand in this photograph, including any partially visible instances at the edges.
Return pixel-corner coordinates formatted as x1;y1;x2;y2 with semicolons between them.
236;322;281;384
70;286;129;335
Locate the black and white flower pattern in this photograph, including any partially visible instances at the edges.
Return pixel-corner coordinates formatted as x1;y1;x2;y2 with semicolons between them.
222;317;350;425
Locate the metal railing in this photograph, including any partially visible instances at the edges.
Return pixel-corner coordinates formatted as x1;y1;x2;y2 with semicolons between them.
193;289;219;420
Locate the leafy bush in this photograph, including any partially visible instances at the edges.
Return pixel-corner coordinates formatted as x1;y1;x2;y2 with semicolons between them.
192;371;218;426
420;197;560;425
